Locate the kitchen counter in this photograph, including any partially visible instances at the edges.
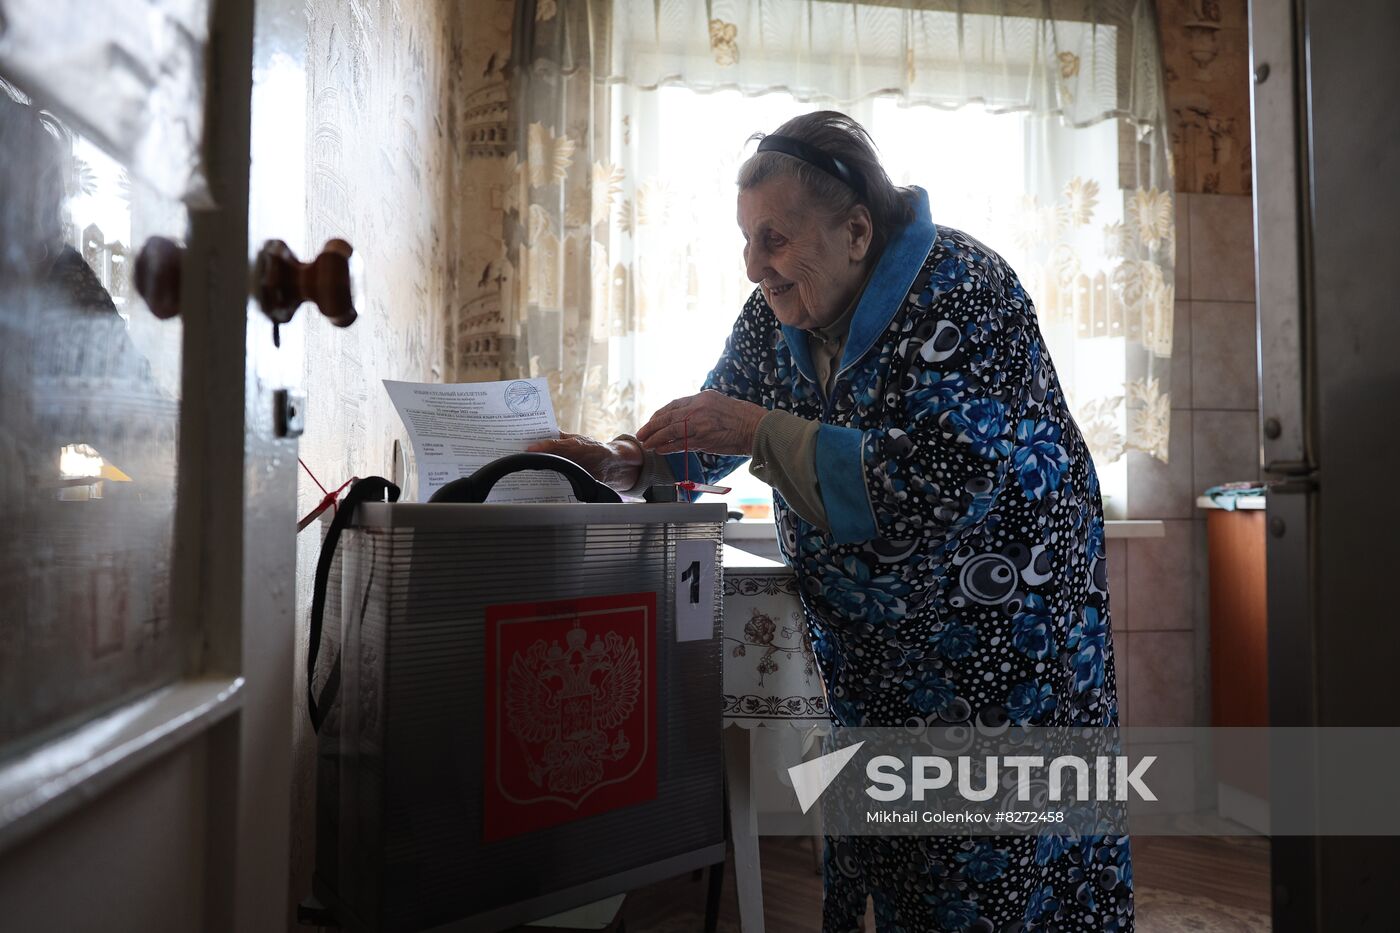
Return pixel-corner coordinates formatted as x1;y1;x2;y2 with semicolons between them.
1199;492;1270;832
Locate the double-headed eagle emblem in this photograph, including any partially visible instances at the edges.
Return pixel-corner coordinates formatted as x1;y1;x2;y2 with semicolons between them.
506;625;642;797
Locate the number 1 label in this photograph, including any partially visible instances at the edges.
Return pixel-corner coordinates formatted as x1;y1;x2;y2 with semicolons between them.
674;540;716;642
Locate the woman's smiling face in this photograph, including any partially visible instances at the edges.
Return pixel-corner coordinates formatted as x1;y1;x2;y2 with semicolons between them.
737;174;873;330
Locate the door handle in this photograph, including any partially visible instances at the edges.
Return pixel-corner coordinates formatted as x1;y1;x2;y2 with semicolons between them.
254;238;357;328
133;236;185;319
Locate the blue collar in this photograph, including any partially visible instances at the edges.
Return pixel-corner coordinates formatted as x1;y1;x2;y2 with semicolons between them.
780;186;937;384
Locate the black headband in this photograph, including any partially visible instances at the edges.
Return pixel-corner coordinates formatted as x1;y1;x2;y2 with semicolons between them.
756;134;868;201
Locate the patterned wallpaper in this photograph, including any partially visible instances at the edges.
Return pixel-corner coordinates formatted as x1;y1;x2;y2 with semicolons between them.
289;0;514;912
1156;0;1252;195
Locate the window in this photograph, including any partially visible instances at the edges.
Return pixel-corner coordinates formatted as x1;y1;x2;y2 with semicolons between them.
0;86;186;753
619;86;1128;515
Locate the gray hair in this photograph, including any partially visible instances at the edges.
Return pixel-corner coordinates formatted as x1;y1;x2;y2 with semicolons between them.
738;111;915;256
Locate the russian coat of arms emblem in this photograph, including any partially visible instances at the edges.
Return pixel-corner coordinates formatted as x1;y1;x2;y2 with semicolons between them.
484;592;657;841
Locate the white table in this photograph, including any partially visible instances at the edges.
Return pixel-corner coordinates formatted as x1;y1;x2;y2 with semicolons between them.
721;545;828;933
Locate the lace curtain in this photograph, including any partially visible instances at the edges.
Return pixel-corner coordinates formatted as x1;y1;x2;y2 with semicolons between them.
505;0;1174;465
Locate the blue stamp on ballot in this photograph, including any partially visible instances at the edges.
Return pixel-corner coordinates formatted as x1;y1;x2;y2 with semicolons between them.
504;380;542;415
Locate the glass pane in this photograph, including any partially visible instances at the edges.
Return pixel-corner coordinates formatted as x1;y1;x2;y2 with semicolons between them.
0;78;188;756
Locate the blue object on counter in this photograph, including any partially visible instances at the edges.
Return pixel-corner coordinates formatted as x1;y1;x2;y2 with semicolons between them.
1203;482;1268;511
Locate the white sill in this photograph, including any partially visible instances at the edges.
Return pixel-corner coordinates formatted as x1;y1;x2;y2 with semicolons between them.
723;518;1165;541
0;677;243;855
723;519;784;541
1106;520;1166;538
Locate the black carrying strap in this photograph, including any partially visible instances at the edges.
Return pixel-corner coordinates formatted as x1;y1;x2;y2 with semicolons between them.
307;475;399;732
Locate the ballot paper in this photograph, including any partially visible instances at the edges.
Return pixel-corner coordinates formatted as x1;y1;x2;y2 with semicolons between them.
383;378;574;503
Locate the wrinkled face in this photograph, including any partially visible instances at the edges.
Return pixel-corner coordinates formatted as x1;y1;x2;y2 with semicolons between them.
737;175;872;330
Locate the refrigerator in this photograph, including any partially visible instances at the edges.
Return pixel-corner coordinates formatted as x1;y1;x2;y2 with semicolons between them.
1249;1;1400;930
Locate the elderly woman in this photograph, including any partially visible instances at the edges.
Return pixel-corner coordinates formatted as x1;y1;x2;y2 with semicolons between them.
534;111;1131;932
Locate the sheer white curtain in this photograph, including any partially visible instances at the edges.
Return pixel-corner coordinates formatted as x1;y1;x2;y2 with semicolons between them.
504;0;1175;472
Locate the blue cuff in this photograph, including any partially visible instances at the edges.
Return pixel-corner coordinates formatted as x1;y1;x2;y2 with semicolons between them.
664;451;707;500
815;425;878;544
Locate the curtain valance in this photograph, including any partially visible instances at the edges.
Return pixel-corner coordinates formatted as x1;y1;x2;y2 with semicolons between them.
597;0;1166;131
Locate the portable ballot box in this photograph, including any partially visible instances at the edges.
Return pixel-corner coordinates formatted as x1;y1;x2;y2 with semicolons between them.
312;499;728;932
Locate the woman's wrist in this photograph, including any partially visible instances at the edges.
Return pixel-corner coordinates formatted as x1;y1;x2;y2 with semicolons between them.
607;435;645;490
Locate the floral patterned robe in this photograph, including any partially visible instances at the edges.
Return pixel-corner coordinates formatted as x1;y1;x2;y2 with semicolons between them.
668;188;1133;931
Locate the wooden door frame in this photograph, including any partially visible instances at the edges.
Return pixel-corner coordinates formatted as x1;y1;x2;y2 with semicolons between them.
184;0;298;927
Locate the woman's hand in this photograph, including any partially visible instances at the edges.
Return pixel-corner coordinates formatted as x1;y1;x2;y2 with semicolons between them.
525;432;644;490
636;390;768;456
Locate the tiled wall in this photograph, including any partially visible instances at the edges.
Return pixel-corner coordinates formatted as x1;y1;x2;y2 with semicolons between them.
1115;191;1259;731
